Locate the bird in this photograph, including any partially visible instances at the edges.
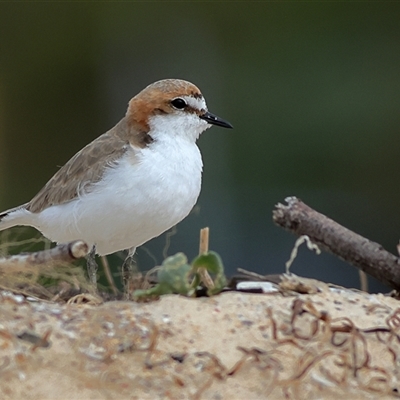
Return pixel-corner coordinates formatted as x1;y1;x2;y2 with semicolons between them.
0;78;233;287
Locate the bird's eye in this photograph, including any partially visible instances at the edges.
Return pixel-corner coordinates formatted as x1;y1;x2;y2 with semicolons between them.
171;98;187;110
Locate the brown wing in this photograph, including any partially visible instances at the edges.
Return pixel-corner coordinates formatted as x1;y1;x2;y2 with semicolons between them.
27;127;130;214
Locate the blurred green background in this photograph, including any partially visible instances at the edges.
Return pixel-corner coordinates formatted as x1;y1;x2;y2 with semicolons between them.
1;3;399;292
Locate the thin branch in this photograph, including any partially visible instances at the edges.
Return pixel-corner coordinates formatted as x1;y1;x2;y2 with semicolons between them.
198;227;213;289
273;197;400;290
199;227;210;255
0;240;89;270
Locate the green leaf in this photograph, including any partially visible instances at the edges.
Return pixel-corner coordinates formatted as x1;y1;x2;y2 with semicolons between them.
133;252;193;300
157;252;192;294
191;251;227;295
133;251;227;300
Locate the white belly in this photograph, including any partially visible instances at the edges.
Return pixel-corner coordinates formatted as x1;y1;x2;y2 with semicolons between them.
34;141;203;255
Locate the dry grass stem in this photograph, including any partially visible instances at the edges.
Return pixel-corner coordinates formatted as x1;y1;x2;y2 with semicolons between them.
197;227;214;289
100;256;118;295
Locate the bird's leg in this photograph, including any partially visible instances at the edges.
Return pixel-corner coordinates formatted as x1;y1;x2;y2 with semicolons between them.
121;247;137;299
86;245;98;288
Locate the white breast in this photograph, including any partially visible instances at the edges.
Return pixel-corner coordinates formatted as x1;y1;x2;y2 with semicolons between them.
34;136;203;255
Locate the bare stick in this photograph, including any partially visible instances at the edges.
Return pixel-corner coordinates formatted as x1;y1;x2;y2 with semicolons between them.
0;240;89;270
273;197;400;290
198;227;214;289
199;227;210;255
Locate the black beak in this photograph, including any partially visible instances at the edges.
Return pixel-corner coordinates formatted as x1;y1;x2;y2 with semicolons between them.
199;111;233;129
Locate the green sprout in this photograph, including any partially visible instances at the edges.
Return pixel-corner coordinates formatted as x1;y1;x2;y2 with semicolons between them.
133;251;226;300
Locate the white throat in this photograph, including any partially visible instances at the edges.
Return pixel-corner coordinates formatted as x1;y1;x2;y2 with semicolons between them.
148;112;210;143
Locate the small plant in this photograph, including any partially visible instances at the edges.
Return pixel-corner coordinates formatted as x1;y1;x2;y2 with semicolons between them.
133;250;226;299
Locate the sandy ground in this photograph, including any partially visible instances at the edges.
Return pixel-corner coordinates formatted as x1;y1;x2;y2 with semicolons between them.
1;279;400;399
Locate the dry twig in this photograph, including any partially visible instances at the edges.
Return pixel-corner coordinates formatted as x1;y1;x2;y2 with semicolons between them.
0;240;89;270
273;197;400;290
198;227;214;289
